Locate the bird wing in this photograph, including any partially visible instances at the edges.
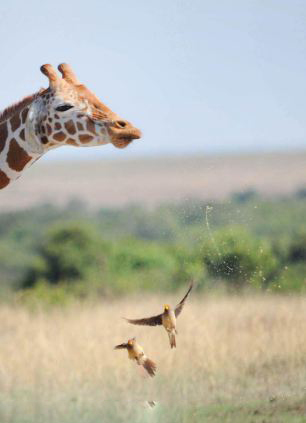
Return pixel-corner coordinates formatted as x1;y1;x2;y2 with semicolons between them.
174;282;194;318
124;313;163;326
114;343;128;349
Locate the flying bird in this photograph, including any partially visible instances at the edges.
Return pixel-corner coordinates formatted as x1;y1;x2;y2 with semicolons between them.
114;337;157;377
124;282;194;348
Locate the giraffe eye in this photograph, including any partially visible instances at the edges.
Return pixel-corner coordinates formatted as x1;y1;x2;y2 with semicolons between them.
55;104;74;112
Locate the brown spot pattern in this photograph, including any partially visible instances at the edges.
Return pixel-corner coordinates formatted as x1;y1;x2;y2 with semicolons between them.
0;122;8;153
0;92;41;124
86;119;96;135
64;120;76;135
7;139;32;172
21;108;29;124
79;134;93;143
77;122;84;131
19;129;25;141
0;170;10;189
66;138;78;146
10;114;21;132
55;122;61;130
53;132;66;142
41;136;48;144
46;124;52;135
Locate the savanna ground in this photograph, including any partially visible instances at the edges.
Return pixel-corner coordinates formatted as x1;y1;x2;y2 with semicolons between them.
1;294;306;423
1;151;305;210
0;151;305;422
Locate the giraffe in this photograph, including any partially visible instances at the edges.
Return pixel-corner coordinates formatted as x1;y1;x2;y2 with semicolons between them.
0;63;142;190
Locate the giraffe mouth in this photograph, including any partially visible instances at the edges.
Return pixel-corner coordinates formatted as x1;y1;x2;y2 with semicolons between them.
111;137;135;149
110;128;142;149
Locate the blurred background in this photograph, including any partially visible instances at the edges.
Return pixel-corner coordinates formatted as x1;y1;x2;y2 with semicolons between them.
0;1;306;422
0;0;304;301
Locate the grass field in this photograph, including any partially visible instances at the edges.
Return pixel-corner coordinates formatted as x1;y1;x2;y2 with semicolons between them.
1;151;305;210
1;294;306;422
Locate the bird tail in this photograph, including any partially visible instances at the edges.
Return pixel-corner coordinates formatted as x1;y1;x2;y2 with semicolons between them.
169;330;176;348
143;358;157;377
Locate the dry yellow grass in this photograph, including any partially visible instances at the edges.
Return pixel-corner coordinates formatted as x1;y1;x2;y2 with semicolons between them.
1;294;306;421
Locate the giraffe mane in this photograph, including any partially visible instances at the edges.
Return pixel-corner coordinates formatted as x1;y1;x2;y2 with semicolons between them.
0;89;47;123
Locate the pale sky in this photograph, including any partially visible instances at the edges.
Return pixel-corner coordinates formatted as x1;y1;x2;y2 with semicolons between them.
0;0;305;161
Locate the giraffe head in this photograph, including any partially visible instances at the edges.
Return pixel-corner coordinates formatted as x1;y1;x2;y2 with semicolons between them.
29;63;141;151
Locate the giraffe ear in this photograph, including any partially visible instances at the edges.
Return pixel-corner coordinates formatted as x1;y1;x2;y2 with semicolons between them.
40;64;59;88
58;63;80;85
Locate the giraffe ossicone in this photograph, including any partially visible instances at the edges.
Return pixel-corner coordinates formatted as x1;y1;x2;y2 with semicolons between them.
0;63;142;190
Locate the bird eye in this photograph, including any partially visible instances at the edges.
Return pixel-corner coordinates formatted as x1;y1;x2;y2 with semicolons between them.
55;104;74;112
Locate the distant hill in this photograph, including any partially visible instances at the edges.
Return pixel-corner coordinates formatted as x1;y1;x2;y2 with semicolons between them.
0;151;305;210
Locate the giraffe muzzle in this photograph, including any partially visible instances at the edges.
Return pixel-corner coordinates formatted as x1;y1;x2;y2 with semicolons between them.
109;123;142;149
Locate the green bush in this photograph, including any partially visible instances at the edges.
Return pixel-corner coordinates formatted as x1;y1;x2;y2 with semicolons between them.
17;277;103;308
107;239;202;294
108;239;178;293
0;195;303;300
270;263;306;293
166;244;204;288
288;232;306;263
295;187;306;199
202;226;278;289
21;222;108;289
231;189;258;204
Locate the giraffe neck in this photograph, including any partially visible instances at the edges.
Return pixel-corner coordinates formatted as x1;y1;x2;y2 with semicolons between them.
0;103;43;189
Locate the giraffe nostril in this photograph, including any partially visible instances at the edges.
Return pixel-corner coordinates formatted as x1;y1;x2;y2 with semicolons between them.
115;120;128;129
